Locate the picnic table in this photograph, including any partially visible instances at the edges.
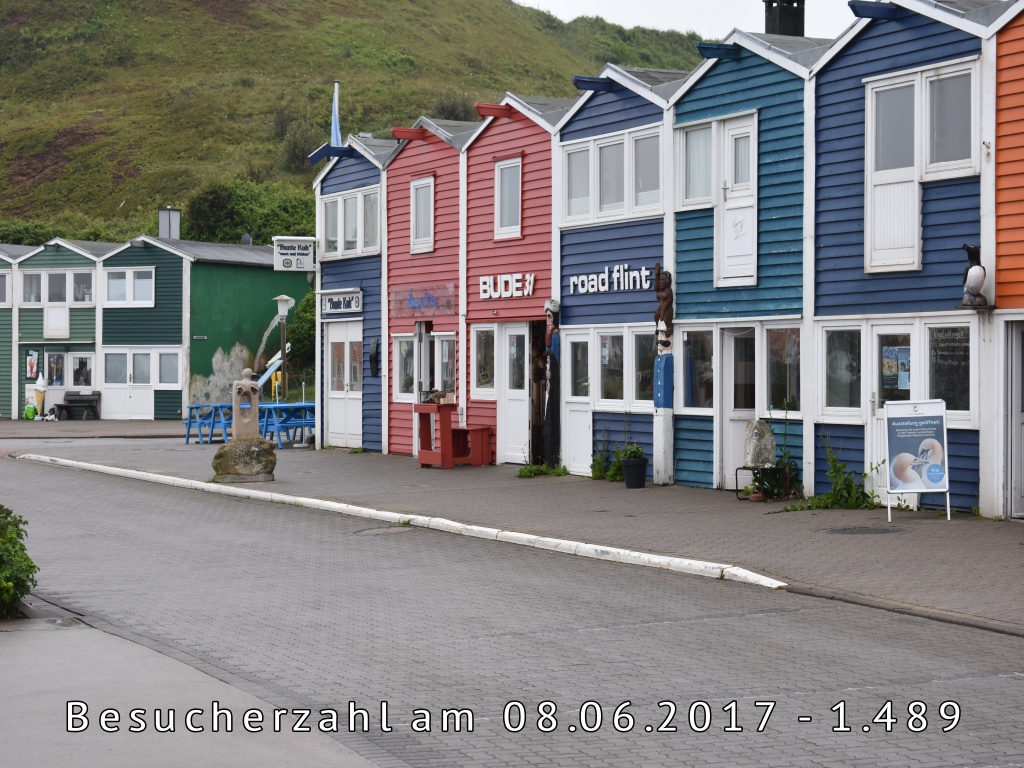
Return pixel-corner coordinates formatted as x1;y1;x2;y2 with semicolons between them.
183;401;315;447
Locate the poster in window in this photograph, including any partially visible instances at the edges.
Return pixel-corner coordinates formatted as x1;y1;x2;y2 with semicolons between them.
897;346;910;390
884;400;948;493
26;350;38;380
881;345;899;391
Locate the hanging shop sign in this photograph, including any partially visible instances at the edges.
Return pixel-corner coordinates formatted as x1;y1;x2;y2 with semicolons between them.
321;289;363;315
390;283;457;317
272;236;316;271
566;263;653;295
479;273;535;300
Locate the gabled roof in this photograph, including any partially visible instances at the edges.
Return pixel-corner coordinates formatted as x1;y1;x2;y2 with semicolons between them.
853;0;1024;39
102;235;275;267
312;133;400;190
554;63;690;134
0;243;34;261
744;32;835;68
463;93;579;151
419;117;480;150
618;66;695;101
16;237;111;262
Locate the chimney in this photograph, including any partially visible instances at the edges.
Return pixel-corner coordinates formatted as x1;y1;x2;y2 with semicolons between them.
158;206;181;239
764;0;805;36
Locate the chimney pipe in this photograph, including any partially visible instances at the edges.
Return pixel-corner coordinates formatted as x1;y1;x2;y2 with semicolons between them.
158;206;181;239
764;0;805;36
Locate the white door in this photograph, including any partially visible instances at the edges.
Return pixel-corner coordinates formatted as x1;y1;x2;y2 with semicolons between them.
326;321;363;448
866;324;916;507
562;332;593;475
1011;325;1024;519
102;348;155;420
721;327;756;489
718;116;757;285
497;323;530;464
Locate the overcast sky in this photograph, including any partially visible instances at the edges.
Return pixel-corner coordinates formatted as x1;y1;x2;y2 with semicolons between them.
514;0;857;41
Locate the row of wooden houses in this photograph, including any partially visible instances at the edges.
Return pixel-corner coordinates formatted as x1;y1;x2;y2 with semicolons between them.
311;0;1024;518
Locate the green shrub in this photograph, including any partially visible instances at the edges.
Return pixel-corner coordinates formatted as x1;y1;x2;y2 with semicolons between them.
0;505;38;617
288;290;316;368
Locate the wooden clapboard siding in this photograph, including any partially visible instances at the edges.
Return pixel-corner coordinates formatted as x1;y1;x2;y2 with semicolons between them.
561;83;662;143
813;422;865;495
465;108;553;436
321;255;383;452
103;244;183;346
919;428;979;512
593;410;654;479
674;49;804;318
17;246;94;271
386;132;461;456
674;414;714;487
320;154;380;196
18;307;95;342
766;417;803;488
814;13;981;316
560;218;663;327
997;14;1024;308
154;390;181;420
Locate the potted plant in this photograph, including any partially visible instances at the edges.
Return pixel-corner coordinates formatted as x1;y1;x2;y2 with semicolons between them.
616;442;648;489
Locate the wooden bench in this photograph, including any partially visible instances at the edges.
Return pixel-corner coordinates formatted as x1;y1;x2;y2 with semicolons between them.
452;425;494;467
55;392;101;421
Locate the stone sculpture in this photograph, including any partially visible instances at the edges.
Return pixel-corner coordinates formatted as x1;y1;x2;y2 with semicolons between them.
212;368;277;483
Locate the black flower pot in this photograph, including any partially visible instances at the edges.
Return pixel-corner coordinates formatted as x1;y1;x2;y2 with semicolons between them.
620;457;648;489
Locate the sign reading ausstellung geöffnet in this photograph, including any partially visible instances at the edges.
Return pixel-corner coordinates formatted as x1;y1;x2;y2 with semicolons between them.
272;236;316;271
883;399;949;494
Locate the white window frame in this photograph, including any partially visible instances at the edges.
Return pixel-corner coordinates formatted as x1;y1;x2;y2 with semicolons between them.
69;352;95;389
104;267;156;308
427;332;457;394
20;271;43;305
678;326;715;416
818;321;867;424
19;270;94;307
410;176;435;254
863;58;980;272
320;188;381;259
564;334;592;402
156;349;182;389
392;334;417;404
0;271;9;307
762;324;802;420
494;157;522;239
70;271;94;305
45;352;67;388
470;324;497;400
588;324;658;414
923;319;976;422
560;125;662;226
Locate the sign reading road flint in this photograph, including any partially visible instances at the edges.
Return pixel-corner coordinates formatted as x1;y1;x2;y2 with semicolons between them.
272;236;316;272
389;284;457;317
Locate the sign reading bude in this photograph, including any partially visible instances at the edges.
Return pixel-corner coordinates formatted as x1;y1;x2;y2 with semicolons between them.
272;236;316;271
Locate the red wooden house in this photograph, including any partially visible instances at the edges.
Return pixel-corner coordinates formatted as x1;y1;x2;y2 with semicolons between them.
463;95;575;464
386;118;478;456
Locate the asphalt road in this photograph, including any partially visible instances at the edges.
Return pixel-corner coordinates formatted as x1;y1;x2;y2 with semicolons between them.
3;455;1024;767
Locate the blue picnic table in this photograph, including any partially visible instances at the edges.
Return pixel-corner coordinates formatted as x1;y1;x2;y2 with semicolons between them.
184;401;315;447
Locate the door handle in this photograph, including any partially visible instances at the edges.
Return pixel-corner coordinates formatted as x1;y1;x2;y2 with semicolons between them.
870;391;878;416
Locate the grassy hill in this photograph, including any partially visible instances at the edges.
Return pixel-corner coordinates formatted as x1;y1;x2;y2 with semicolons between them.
0;0;703;242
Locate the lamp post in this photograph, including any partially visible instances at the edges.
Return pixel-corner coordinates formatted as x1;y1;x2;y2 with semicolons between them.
274;294;295;400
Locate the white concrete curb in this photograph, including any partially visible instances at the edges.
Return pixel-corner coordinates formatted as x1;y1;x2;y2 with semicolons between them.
15;453;787;591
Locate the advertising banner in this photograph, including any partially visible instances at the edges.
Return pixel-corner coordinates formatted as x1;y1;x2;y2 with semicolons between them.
884;400;949;494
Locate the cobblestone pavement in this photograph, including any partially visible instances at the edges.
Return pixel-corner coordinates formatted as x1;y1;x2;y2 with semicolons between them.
4;457;1024;767
8;437;1024;635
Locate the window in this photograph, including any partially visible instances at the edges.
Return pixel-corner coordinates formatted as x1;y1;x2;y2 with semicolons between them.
322;189;379;257
330;342;345;392
158;353;180;386
562;127;661;224
733;333;756;410
766;328;800;412
600;333;624;401
22;273;42;304
105;353;128;384
0;272;8;306
878;332;912;407
105;268;155;307
46;353;66;387
634;333;656;402
865;59;978;270
394;337;416;401
570;340;589;398
677;114;758;286
473;327;495;393
349;341;363;393
411;177;434;253
72;273;93;303
682;330;713;409
928;326;969;411
436;335;456;392
495;158;522;238
47;273;66;303
71;354;93;388
825;329;861;409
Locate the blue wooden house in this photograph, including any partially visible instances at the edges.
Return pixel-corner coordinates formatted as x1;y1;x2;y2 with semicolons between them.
669;6;831;492
806;0;1018;512
553;63;690;477
313;133;399;451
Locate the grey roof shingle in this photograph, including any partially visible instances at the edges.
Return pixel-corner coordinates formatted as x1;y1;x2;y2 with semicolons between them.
743;31;836;68
0;244;35;260
149;238;276;267
420;118;481;150
65;240;120;257
508;95;578;127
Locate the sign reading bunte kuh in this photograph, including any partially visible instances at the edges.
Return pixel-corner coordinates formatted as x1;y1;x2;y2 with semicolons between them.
272;236;316;271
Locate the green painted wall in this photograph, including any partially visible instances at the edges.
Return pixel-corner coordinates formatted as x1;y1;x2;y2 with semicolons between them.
18;308;95;343
154;390;181;420
189;262;309;378
18;246;94;270
0;311;10;419
103;244;183;346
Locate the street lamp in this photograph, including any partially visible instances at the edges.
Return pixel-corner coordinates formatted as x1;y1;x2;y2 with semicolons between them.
274;294;295;400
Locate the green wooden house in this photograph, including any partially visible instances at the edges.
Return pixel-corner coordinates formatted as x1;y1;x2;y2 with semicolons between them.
0;244;34;419
97;236;310;419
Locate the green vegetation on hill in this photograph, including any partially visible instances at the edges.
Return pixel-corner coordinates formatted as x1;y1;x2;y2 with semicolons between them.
0;0;703;244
